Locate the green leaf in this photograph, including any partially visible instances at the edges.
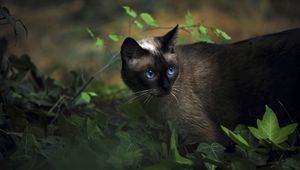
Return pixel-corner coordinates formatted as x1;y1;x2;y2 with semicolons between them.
247;149;268;166
259;106;280;139
108;131;144;169
198;25;212;42
275;123;298;144
231;159;256;170
184;11;197;41
134;20;144;30
108;33;120;42
221;125;250;150
197;143;225;169
234;125;258;147
282;158;300;169
168;121;193;166
214;28;231;40
197;143;225;161
140;13;158;27
86;118;104;140
95;37;104;47
88;92;97;96
248;127;264;140
184;11;194;27
81;92;91;103
248;105;298;144
123;6;137;18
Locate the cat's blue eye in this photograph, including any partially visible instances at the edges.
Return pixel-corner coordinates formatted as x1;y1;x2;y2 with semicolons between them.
145;70;155;79
166;67;176;77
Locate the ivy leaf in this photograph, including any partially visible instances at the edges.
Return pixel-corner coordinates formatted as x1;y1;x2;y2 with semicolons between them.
86;118;104;140
123;6;137;18
140;13;158;27
95;37;104;47
282;158;300;169
197;143;225;170
197;143;225;161
234;125;258;147
214;28;231;40
248;127;264;140
134;20;144;30
108;131;144;169
168;121;193;166
221;125;250;150
248;105;298;144
81;92;91;103
258;106;280;139
275;123;298;144
108;33;120;42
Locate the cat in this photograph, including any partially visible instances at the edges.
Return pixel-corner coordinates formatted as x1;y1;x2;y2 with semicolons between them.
120;25;300;144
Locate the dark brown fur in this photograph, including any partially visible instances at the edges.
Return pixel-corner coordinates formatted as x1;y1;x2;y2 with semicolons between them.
121;27;300;143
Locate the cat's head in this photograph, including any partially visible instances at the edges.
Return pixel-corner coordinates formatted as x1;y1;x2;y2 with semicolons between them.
120;25;179;96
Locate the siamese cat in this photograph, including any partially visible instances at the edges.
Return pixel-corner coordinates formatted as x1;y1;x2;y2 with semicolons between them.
120;25;300;143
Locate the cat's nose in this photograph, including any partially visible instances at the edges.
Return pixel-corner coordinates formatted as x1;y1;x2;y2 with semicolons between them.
161;81;171;93
162;86;171;93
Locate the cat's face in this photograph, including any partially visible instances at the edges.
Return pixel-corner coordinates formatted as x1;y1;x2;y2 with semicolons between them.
120;25;179;97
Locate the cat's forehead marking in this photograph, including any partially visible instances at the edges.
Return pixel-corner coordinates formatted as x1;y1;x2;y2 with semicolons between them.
137;38;160;55
128;57;154;71
164;53;177;63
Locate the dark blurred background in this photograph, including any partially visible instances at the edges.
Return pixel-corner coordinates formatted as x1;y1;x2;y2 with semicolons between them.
1;0;300;84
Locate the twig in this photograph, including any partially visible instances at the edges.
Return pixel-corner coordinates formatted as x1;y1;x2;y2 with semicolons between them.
0;128;23;137
132;23;213;37
48;95;72;127
68;52;120;104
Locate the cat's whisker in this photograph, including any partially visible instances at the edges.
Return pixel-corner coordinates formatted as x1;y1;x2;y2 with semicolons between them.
145;95;152;105
142;94;151;105
172;86;182;92
171;92;179;105
172;88;182;93
125;88;158;104
126;91;150;103
128;89;152;97
132;89;152;95
127;95;140;103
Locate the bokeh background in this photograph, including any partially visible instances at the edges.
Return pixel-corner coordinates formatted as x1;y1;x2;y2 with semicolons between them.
2;0;300;84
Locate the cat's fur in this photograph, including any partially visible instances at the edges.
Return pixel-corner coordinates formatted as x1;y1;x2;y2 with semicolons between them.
120;25;300;143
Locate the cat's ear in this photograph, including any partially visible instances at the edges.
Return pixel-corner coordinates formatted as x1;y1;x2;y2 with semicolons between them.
159;24;178;52
121;37;146;60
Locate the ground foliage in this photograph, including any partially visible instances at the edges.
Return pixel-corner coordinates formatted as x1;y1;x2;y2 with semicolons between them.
1;5;300;170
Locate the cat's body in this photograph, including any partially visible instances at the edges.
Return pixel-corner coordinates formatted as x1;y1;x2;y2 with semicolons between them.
121;26;300;143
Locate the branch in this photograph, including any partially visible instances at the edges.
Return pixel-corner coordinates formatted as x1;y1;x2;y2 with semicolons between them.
68;52;120;105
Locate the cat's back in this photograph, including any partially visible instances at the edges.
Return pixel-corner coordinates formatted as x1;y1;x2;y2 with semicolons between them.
231;28;300;59
175;28;300;125
176;28;300;56
235;28;300;46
